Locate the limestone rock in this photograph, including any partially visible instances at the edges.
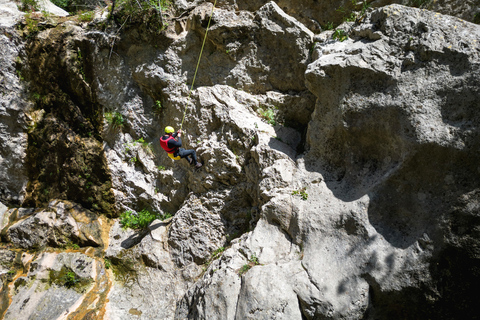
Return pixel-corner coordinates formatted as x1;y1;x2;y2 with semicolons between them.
0;24;29;206
3;251;107;320
0;0;24;28
36;0;69;16
6;200;103;249
105;219;197;320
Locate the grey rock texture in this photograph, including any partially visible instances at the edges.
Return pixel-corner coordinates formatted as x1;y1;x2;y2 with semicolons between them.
0;0;479;319
6;200;104;249
0;25;29;205
0;0;24;28
3;251;108;320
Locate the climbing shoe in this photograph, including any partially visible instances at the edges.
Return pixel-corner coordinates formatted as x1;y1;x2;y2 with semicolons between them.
195;162;203;168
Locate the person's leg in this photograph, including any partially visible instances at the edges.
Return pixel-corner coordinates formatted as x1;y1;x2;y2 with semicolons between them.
178;148;198;164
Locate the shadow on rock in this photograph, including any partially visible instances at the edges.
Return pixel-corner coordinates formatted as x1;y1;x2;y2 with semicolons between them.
120;229;150;249
367;145;480;249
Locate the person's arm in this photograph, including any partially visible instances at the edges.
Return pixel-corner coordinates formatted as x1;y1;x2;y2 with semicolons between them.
168;136;182;149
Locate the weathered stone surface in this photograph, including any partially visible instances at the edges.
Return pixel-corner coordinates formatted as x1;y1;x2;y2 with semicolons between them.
105;219;198;320
3;251;101;320
0;0;479;319
0;0;24;28
0;25;29;206
36;0;69;16
301;4;480;319
6;200;103;249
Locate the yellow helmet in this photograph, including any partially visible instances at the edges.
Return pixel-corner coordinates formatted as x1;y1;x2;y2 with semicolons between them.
165;126;175;133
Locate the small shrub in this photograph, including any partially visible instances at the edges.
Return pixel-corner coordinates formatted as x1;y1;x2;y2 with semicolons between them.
159;0;172;10
292;187;308;201
62;270;80;288
160;212;172;220
332;29;348;42
157;165;166;171
105;111;124;129
120;209;165;230
154;100;162;114
258;107;276;126
249;253;259;265
212;247;225;260
324;21;334;30
104;258;112;269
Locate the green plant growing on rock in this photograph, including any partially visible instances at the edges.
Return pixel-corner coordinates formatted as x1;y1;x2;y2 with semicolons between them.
238;253;260;276
78;10;95;22
135;137;153;152
154;100;163;115
332;29;348;42
63;270;80;288
120;209;169;230
258;106;276;126
292;187;308;200
324;21;334;30
212;247;225;260
160;212;172;220
157;165;166;171
105;111;124;129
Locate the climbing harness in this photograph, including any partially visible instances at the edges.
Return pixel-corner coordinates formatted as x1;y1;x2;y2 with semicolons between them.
179;0;217;131
168;153;182;160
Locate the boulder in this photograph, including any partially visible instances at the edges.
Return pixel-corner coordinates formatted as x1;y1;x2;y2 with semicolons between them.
6;200;103;249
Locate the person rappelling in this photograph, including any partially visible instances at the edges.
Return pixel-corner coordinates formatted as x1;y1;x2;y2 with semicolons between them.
160;126;202;168
158;0;214;170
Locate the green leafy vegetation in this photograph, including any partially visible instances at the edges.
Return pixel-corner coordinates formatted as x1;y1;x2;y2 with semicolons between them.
24;13;40;35
104;258;112;269
120;209;171;230
112;0;173;30
292;187;308;201
238;253;260;276
157;165;166;170
324;21;334;30
154;100;163;115
212;247;225;260
124;137;153;157
62;270;80;288
105;111;124;129
79;10;95;22
332;29;348;42
258;106;277;126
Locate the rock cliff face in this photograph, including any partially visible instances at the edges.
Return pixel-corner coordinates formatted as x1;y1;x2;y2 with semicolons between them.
0;0;479;319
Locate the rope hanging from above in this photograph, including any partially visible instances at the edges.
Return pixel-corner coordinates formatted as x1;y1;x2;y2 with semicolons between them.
179;0;217;131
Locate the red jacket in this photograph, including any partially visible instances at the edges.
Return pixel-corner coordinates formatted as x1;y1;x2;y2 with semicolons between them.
159;135;178;153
